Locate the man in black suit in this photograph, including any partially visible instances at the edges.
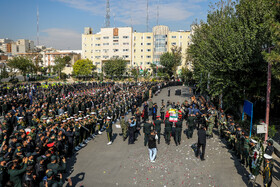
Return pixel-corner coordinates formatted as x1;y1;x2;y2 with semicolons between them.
196;125;207;161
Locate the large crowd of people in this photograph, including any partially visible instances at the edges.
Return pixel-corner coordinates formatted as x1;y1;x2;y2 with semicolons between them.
0;81;276;187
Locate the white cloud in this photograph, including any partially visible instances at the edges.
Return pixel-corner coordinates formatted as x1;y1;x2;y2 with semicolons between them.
40;28;81;49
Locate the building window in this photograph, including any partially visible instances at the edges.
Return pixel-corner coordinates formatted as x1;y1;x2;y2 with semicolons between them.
146;62;150;65
84;44;87;46
147;49;151;52
134;49;136;52
95;56;100;59
103;56;109;59
123;49;129;52
141;43;143;45
91;50;93;53
141;49;143;52
123;55;129;58
113;36;119;39
147;43;151;45
147;56;151;58
123;36;129;39
123;42;129;45
113;40;118;42
171;42;176;46
180;36;182;39
172;36;176;38
141;55;143;58
147;36;151;39
103;49;109;52
96;37;100;40
91;56;93;58
114;49;119;52
103;36;109;39
103;43;109;46
85;50;87;52
113;43;119;45
95;50;101;52
95;44;101;46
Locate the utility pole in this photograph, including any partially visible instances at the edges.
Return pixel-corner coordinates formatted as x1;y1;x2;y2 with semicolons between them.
265;47;272;141
37;6;39;46
105;0;110;28
146;0;149;32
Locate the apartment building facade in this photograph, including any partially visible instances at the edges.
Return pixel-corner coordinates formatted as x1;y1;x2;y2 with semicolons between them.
82;25;192;74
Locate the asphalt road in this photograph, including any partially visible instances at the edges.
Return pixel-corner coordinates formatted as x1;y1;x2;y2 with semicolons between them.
64;86;280;187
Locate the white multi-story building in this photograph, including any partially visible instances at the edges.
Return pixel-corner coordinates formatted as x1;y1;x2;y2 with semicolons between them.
82;25;192;73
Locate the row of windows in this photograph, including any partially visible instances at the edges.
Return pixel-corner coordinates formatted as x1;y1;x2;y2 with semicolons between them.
103;36;129;39
134;49;151;52
134;55;151;59
134;36;152;40
85;49;130;53
84;55;130;59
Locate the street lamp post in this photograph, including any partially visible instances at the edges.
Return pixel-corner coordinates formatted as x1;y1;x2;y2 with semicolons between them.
265;47;272;141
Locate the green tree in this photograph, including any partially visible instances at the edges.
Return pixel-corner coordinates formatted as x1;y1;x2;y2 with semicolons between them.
53;56;71;79
262;0;280;79
181;67;193;84
7;56;33;81
160;46;182;78
130;68;140;82
0;64;9;80
187;0;271;112
73;59;96;77
103;57;127;79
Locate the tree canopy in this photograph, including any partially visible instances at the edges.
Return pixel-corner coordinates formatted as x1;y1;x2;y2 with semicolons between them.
7;56;34;81
160;46;182;78
103;57;127;79
73;59;96;77
53;56;71;79
187;0;274;111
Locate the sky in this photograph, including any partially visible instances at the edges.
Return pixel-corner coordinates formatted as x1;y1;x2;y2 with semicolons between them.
0;0;219;50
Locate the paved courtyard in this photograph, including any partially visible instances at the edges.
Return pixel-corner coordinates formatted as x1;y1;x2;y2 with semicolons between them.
64;86;280;187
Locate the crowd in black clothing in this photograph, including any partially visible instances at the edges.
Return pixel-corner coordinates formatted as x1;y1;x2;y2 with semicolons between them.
0;81;166;187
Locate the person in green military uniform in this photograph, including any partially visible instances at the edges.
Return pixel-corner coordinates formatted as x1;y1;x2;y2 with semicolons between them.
164;119;172;145
242;133;250;168
187;113;196;139
8;157;28;187
39;170;63;187
105;116;113;145
206;113;215;138
263;154;274;187
47;156;66;175
143;120;153;146
0;157;8;186
175;118;182;146
154;116;162;144
218;113;227;138
120;114;128;141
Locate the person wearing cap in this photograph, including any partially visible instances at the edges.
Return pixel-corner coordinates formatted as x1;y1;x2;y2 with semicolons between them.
143;120;153;146
242;133;250;168
154;116;162;144
0;157;8;186
265;139;274;156
105;117;113;145
8;157;28;187
47;156;66;175
196;124;207;161
39;170;63;187
35;156;47;184
187;113;196;139
175;117;183;146
263;154;274;187
205;112;215;139
120;114;128;141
